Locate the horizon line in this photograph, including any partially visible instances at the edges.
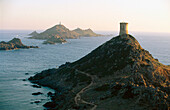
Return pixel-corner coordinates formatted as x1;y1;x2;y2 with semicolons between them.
0;29;170;34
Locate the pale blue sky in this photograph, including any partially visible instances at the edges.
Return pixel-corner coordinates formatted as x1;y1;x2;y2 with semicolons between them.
0;0;170;32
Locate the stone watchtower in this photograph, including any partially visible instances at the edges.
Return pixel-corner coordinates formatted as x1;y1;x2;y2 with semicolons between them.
119;22;128;36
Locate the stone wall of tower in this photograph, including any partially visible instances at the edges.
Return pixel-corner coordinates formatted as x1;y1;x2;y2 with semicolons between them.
119;22;128;36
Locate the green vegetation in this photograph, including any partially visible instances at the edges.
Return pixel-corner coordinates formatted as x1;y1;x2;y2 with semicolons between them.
94;84;110;91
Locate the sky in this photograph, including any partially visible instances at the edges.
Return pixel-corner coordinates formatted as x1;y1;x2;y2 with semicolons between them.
0;0;170;33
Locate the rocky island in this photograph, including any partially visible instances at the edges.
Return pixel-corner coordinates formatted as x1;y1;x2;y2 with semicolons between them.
0;38;39;50
72;28;102;37
43;35;67;44
28;24;102;40
29;23;170;110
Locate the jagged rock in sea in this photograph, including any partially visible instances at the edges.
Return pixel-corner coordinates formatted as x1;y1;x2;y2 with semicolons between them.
0;38;39;50
29;34;170;110
28;31;39;36
28;24;102;40
43;35;67;44
32;92;43;95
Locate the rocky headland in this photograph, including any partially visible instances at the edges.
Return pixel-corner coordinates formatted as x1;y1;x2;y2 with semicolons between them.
29;34;170;110
0;38;39;50
43;35;67;44
28;24;102;40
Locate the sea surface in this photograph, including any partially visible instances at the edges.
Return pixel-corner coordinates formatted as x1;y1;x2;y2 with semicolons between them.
0;30;170;110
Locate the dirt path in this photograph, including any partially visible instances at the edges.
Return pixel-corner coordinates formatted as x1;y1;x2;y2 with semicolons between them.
74;69;97;110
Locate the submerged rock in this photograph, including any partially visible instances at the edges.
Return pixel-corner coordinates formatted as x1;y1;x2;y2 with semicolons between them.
43;102;57;108
47;92;53;97
30;100;41;104
25;73;29;75
22;79;26;81
32;92;43;95
34;100;41;104
31;84;41;88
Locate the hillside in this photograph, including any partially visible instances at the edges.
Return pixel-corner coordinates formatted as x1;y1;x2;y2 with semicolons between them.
29;34;169;110
0;38;38;50
28;24;102;40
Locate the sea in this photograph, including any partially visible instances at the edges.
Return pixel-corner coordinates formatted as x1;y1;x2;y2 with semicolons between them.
0;30;170;110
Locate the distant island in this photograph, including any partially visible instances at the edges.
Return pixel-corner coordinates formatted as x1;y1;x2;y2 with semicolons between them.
0;38;39;50
43;35;67;44
28;31;39;36
29;23;170;110
72;28;102;37
28;24;102;40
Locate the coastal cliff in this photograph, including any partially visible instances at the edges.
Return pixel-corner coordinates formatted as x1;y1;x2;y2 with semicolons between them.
29;35;170;110
0;38;39;50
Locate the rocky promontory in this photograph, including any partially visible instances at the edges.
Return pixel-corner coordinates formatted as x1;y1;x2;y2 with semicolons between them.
0;38;39;50
29;34;170;110
43;35;67;44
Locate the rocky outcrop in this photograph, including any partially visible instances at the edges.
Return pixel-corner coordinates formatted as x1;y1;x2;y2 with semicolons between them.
29;35;170;110
0;38;39;50
28;24;102;40
43;35;67;44
32;92;43;95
